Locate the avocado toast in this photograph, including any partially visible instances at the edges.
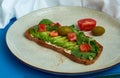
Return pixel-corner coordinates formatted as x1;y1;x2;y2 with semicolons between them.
24;19;103;65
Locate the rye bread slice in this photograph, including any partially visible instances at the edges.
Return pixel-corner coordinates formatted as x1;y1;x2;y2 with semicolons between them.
24;27;103;65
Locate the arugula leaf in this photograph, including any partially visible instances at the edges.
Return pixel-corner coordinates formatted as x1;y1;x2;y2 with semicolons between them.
76;32;89;45
46;25;59;31
39;19;53;25
29;25;38;34
88;38;100;53
69;25;79;35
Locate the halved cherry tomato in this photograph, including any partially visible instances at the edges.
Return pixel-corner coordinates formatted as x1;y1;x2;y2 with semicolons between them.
38;24;46;32
54;22;61;26
67;32;76;41
77;18;96;31
80;44;90;52
50;31;59;37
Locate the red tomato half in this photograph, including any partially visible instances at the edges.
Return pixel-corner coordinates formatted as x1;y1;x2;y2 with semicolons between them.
67;32;76;41
80;44;90;52
50;31;59;37
38;24;46;32
54;22;61;26
78;18;96;31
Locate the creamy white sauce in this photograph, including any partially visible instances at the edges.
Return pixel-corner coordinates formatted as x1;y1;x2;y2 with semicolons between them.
64;49;71;54
45;42;71;54
30;34;34;37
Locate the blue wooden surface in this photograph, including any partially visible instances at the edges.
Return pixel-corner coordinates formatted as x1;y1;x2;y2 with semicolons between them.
0;18;120;78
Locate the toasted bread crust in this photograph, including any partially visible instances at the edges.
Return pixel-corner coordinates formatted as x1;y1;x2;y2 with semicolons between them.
24;27;103;65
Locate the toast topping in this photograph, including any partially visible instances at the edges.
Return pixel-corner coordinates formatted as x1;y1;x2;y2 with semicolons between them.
28;19;101;61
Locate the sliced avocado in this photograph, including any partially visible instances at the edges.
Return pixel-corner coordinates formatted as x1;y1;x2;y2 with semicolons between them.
67;45;79;50
48;36;78;50
50;36;68;47
32;32;50;42
62;41;77;50
49;36;62;44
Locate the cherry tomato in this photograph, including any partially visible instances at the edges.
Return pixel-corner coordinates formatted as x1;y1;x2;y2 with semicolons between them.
67;32;76;41
80;44;90;52
50;31;59;37
54;22;61;26
77;18;96;31
38;24;46;32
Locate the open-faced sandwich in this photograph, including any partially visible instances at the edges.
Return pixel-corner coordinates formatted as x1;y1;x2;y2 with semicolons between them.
25;19;103;65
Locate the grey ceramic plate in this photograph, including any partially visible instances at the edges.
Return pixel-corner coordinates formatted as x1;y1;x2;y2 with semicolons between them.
6;6;120;75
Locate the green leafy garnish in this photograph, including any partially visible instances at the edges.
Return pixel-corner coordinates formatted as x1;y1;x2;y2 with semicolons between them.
88;38;100;53
71;48;96;60
39;19;53;25
29;25;38;34
46;25;59;31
